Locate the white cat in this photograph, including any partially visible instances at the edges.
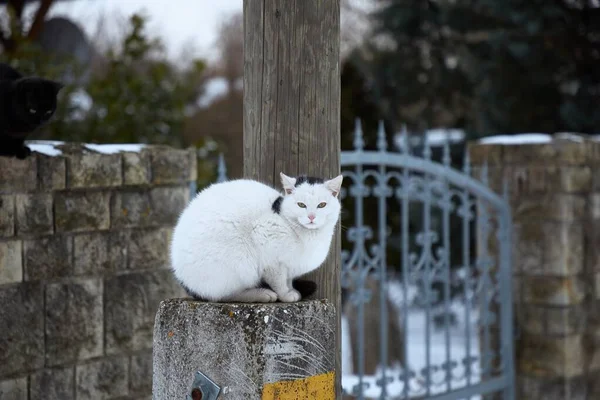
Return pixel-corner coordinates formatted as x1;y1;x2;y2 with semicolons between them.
170;172;343;303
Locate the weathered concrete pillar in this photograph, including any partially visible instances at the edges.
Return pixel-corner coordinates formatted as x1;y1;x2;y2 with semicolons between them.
153;299;336;399
470;135;599;399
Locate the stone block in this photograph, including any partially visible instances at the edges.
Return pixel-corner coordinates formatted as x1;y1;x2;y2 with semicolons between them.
590;334;600;372
521;275;585;306
0;155;37;193
188;148;197;181
150;147;193;184
0;378;27;400
38;153;66;190
76;356;129;399
110;190;155;228
543;222;583;276
590;300;600;337
123;151;151;185
110;187;188;228
590;377;600;400
15;193;54;236
0;282;44;376
513;223;543;275
66;153;122;188
153;300;336;400
30;366;75;400
503;141;591;166
23;236;72;280
148;186;189;225
45;279;103;366
54;191;110;232
503;166;546;197
130;351;153;395
591;194;600;219
73;232;127;275
0;195;15;236
128;228;169;270
105;269;185;354
0;240;22;284
513;194;585;221
468;143;504;166
545;166;592;193
593;170;600;192
517;334;584;378
517;375;587;400
596;272;600;300
518;304;586;336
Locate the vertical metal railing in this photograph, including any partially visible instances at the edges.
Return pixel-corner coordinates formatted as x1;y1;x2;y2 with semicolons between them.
376;121;389;399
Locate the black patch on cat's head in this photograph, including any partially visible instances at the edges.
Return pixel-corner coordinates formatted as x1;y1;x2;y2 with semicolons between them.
272;196;284;214
294;175;324;187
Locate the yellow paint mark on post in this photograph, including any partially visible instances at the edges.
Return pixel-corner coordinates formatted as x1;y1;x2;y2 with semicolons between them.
261;371;335;400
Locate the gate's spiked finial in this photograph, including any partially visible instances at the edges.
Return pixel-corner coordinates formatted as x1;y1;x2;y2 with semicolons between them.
377;120;387;152
423;133;432;160
463;149;471;175
216;153;227;183
400;124;409;154
442;131;451;166
480;160;489;185
354;118;365;151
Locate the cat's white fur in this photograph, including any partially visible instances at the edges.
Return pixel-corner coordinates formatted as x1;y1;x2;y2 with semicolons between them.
170;172;343;303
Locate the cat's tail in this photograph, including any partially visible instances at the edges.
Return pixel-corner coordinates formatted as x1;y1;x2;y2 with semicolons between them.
292;279;318;299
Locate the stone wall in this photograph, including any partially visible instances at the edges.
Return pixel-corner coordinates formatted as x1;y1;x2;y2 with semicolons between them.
0;143;195;400
470;137;599;400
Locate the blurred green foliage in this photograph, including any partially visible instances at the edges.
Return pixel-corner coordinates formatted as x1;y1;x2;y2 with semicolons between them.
1;12;221;187
357;0;600;137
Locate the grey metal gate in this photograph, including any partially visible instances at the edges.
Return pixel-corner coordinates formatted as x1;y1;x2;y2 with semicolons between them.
340;120;515;400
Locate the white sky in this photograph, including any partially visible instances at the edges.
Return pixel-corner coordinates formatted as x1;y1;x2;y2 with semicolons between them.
47;0;243;61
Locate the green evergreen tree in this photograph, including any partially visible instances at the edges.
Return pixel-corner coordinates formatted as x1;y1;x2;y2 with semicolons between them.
367;0;600;136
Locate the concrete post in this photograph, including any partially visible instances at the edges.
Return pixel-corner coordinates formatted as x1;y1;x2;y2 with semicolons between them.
152;300;336;399
469;136;600;399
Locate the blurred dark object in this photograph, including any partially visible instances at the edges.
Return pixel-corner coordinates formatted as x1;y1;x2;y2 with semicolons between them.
0;0;76;53
0;62;62;159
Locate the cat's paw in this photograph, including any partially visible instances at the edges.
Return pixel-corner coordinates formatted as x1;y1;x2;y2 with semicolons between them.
278;289;301;303
257;288;278;303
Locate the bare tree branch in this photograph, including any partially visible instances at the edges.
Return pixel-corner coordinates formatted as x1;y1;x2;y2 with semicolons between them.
27;0;55;41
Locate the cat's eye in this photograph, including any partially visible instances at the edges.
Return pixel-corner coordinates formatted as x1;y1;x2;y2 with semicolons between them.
317;202;327;208
297;202;307;208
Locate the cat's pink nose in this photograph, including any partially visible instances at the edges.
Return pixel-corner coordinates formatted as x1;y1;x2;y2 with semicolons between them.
308;214;316;221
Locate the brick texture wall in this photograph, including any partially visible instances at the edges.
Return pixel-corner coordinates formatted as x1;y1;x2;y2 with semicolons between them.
470;137;600;400
0;143;195;400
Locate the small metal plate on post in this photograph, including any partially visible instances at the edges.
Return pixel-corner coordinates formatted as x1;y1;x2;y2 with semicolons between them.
186;371;221;400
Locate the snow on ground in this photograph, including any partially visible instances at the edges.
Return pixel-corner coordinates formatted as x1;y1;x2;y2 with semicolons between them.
342;283;482;399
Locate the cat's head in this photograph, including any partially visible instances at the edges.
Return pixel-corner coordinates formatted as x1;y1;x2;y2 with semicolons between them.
11;77;63;125
279;172;344;230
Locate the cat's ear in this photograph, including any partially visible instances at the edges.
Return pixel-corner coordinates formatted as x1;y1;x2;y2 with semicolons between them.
324;174;343;197
51;81;64;93
280;172;297;195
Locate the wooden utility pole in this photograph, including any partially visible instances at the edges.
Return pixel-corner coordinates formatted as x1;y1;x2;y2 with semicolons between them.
243;0;342;394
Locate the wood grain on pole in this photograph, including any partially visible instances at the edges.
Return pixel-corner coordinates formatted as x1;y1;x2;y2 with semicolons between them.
243;0;342;395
